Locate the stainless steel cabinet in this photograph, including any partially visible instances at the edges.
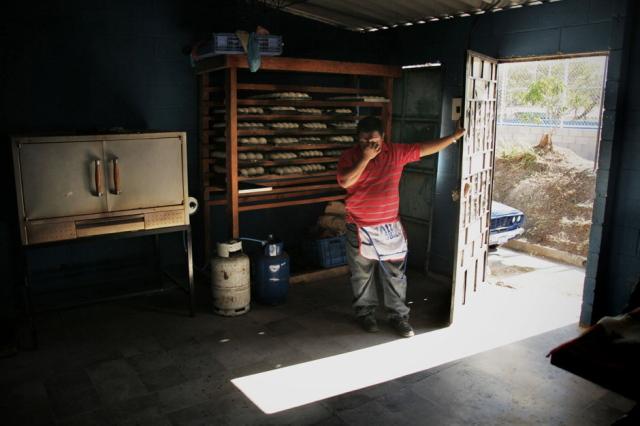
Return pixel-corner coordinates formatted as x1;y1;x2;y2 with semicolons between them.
12;132;189;245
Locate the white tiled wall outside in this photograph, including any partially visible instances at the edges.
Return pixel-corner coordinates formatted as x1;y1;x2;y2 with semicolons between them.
496;125;599;162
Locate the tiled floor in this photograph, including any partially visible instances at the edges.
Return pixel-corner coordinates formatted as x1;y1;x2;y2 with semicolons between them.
1;270;635;425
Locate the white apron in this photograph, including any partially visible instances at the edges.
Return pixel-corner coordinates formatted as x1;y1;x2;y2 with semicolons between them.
358;220;408;263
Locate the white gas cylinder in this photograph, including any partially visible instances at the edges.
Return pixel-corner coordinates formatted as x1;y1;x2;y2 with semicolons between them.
211;240;250;316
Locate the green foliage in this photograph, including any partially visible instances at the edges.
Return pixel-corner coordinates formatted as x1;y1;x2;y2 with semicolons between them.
499;146;537;169
508;60;605;125
520;76;563;103
566;62;602;120
519;76;567;124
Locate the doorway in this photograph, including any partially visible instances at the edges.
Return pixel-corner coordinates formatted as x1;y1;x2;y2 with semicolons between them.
455;53;608;330
490;55;607;323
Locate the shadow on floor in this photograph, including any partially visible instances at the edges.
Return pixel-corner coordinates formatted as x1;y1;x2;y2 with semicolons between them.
0;270;634;425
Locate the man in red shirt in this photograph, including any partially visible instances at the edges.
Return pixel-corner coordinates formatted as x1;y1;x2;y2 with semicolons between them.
337;116;464;337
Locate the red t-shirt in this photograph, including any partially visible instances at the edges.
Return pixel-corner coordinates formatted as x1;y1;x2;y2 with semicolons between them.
337;142;421;227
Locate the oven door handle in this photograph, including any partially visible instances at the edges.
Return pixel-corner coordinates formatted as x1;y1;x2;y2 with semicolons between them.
112;157;121;194
95;160;104;197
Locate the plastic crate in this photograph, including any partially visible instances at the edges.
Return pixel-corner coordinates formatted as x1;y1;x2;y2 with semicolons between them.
304;235;347;268
196;33;283;59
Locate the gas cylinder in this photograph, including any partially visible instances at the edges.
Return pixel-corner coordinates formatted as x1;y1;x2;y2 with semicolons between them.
211;240;250;316
253;235;289;305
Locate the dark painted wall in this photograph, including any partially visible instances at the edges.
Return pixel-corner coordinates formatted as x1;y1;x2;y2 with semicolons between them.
379;0;634;322
2;0;636;322
592;1;640;320
0;1;389;295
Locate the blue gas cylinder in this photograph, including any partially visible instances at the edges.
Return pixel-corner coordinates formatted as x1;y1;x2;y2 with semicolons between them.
253;235;289;305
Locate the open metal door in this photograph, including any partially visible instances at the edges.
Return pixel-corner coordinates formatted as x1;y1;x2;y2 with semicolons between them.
451;51;498;315
393;67;443;271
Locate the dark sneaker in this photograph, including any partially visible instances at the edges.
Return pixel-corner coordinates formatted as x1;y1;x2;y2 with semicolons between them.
357;315;379;333
390;318;414;338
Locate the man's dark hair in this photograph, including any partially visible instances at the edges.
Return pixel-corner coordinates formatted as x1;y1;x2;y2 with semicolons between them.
357;116;384;135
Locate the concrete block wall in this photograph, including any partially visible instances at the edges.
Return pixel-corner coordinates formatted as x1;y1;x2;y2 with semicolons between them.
1;0;201;275
1;0;387;196
385;0;634;323
0;0;389;282
388;0;622;271
496;125;599;161
1;0;635;322
591;0;640;319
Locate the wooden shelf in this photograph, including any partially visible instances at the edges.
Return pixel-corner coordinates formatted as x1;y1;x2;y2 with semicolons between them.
197;55;399;256
195;55;402;77
239;190;344;205
202;83;384;96
204;158;340;174
204;129;355;137
234;83;384;95
204;182;341;197
207;114;368;122
206;192;346;208
238;194;346;212
202;100;388;108
206;156;340;165
240;129;356;136
259;174;340;187
204;169;338;181
232;170;337;183
245;183;340;195
204;185;226;195
238;143;353;152
204;144;350;156
237;157;339;167
240;170;336;182
237;143;351;151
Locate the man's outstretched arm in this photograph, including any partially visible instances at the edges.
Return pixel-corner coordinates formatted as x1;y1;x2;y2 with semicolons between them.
418;129;465;157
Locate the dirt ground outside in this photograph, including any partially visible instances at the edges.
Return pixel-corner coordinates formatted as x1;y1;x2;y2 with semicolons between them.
492;144;596;257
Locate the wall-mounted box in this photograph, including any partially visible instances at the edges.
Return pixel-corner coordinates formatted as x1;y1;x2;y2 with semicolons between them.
452;97;462;121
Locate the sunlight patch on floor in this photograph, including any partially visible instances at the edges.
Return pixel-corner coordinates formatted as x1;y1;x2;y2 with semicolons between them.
232;282;581;414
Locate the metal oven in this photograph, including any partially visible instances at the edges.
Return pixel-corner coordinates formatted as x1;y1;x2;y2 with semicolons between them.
12;132;190;245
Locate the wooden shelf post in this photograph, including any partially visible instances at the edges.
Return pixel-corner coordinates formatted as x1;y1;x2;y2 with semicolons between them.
225;67;240;239
382;77;394;143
